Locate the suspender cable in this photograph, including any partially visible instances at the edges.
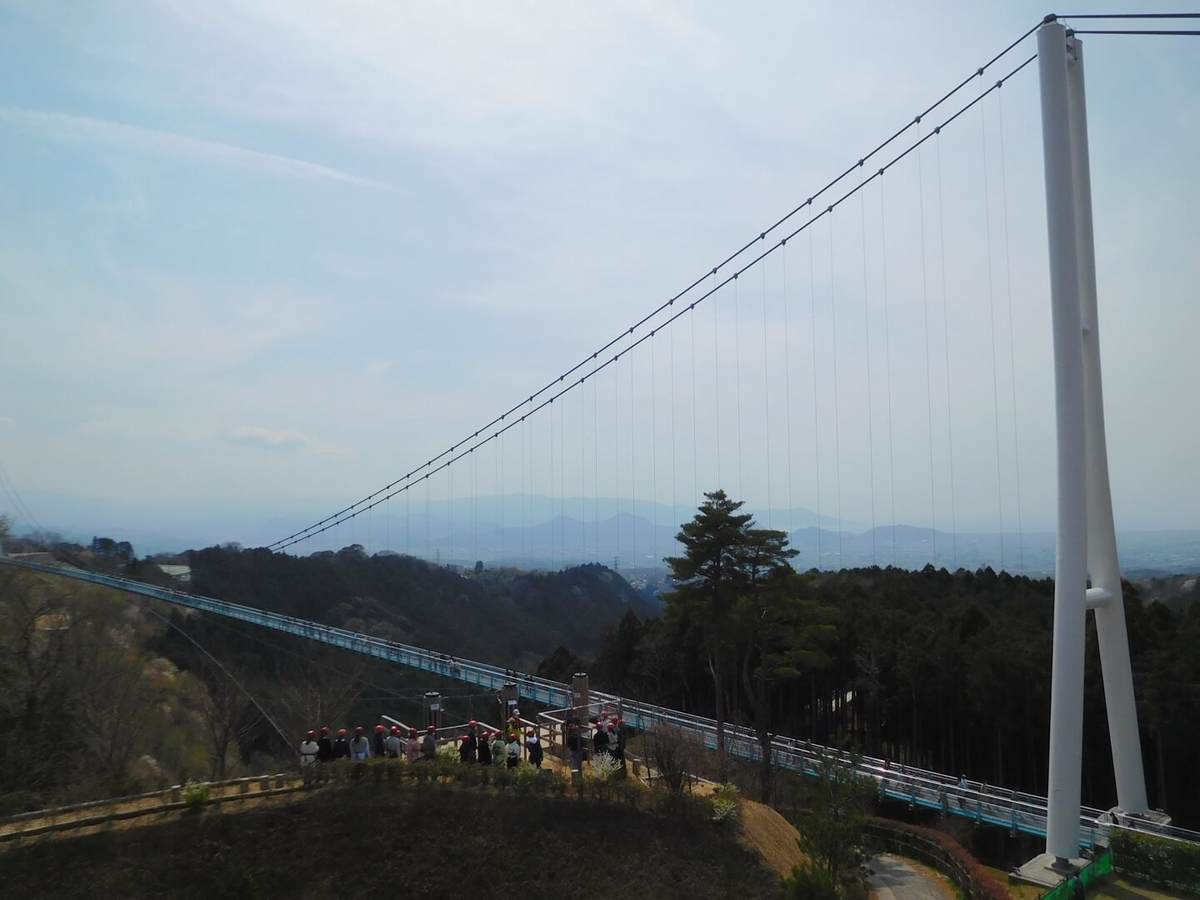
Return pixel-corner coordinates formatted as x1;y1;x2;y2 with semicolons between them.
614;342;621;565
879;170;898;566
935;130;960;570
916;120;939;566
580;374;586;562
692;290;699;504
734;273;745;500
979;74;1006;572
828;210;844;569
559;387;566;566
593;360;599;561
670;312;678;538
630;339;637;566
809;226;823;569
472;441;478;564
761;243;773;530
858;165;877;565
997;82;1026;574
782;238;795;541
714;272;722;491
651;332;658;563
498;430;504;564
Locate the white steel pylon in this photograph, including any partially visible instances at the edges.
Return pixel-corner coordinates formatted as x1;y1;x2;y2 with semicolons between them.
1036;18;1150;863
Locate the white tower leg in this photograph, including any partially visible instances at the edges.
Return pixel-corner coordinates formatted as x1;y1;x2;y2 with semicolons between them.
1037;20;1089;863
1066;34;1149;816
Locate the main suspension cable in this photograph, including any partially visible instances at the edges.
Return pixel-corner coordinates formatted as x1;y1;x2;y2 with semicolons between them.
268;27;1044;551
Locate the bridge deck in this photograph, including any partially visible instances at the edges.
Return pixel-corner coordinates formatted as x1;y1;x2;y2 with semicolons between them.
3;555;1195;849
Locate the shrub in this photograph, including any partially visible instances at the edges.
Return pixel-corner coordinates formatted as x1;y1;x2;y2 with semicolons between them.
710;783;740;828
181;780;210;810
780;861;841;900
1111;829;1200;894
590;752;622;782
644;725;696;795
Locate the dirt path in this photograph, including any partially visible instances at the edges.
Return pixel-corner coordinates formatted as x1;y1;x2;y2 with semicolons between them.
869;853;958;900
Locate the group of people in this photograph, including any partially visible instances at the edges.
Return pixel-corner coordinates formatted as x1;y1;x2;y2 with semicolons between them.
297;709;629;784
298;723;438;782
454;714;542;770
565;713;626;774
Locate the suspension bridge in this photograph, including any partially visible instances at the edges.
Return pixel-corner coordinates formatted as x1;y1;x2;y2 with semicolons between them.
3;12;1199;882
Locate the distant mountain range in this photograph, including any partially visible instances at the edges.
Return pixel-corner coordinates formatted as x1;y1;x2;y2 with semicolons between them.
9;490;1200;576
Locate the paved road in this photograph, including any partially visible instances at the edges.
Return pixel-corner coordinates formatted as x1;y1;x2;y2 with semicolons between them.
869;854;954;900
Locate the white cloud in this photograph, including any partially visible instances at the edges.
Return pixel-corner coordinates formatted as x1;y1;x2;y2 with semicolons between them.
224;426;311;450
0;106;390;189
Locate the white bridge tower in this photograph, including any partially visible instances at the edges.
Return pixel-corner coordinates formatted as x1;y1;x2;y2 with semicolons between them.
1036;17;1151;864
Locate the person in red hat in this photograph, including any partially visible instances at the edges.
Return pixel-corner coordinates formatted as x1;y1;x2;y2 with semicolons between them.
477;729;493;765
406;728;421;763
490;729;506;767
462;721;478;764
299;730;319;787
421;725;438;760
332;727;351;760
316;725;333;764
372;723;387;758
350;726;371;762
385;725;403;759
525;727;543;769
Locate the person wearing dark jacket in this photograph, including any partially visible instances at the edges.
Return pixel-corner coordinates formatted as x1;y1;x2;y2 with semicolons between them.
592;724;610;760
333;728;351;760
525;728;543;769
421;726;438;760
566;724;583;773
316;726;333;763
372;724;387;758
459;735;474;764
477;731;493;765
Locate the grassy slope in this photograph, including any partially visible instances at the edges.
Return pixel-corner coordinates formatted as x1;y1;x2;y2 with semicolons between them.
0;782;781;899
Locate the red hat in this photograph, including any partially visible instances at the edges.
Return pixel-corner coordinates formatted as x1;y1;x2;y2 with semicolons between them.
375;724;386;732
427;724;436;731
390;726;400;735
461;735;470;743
468;720;477;726
355;726;364;735
320;725;329;735
410;728;418;737
306;730;316;738
337;728;347;736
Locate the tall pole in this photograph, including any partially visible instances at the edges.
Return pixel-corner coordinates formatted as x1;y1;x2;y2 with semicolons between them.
1037;19;1088;864
1067;34;1149;815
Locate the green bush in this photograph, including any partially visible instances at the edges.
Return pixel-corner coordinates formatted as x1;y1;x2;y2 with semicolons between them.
1111;829;1200;894
780;861;841;900
710;783;740;829
181;781;210;810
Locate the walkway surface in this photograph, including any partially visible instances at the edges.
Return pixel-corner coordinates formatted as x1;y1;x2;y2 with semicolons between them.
869;853;957;900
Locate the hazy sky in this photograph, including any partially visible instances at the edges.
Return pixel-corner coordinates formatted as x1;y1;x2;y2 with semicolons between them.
1;1;1197;551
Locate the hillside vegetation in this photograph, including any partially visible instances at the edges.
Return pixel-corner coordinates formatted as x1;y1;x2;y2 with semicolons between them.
0;781;781;899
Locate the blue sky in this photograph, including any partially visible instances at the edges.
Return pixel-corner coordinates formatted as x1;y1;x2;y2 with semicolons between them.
1;1;1197;552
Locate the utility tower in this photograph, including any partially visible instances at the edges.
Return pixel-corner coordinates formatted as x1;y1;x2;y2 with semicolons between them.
1036;18;1151;865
